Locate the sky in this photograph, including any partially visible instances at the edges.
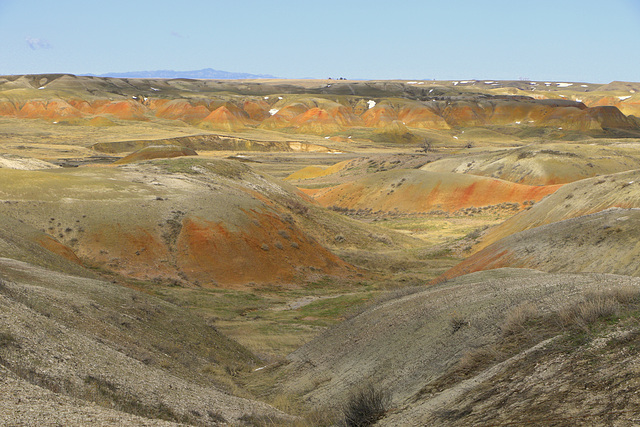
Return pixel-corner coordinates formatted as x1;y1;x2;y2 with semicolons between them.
0;0;639;83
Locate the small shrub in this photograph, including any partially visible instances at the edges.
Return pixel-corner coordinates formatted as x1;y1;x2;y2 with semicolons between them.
342;383;390;427
0;332;16;348
449;313;468;334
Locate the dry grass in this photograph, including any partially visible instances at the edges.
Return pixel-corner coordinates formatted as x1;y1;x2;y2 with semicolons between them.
423;286;640;398
501;302;539;337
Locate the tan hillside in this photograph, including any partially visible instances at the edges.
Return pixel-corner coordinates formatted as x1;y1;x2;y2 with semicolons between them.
305;169;560;215
420;143;640;185
0;258;289;425
477;169;640;251
0;159;363;287
113;145;197;164
437;208;640;283
272;269;640;413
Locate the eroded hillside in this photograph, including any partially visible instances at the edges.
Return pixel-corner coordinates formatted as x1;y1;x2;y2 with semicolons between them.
3;75;640;425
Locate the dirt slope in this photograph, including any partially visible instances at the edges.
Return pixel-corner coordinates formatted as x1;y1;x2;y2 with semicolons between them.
477;169;640;250
0;158;415;287
272;269;640;411
421;143;640;185
0;258;289;425
437;208;640;282
305;169;560;215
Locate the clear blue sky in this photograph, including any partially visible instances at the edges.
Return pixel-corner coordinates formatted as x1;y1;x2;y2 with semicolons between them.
1;0;639;83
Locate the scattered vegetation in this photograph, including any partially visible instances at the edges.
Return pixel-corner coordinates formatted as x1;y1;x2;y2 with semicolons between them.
423;286;640;396
342;382;390;427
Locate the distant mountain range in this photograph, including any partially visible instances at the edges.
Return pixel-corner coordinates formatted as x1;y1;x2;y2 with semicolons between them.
91;68;277;79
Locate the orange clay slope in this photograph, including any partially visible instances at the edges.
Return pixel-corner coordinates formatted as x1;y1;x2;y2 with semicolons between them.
420;143;640;186
0;159;362;288
303;169;561;215
434;207;640;284
2;78;639;137
474;169;640;252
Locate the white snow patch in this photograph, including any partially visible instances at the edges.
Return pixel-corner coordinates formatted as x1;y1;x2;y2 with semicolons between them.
325;136;330;139
619;96;631;101
52;121;58;124
515;121;521;124
367;100;376;109
530;82;537;85
278;96;283;100
132;96;137;99
38;86;45;90
264;96;269;99
418;82;424;85
484;81;495;84
253;366;267;372
581;85;588;88
453;136;458;139
545;82;551;86
557;82;573;88
428;89;433;93
575;99;582;103
151;87;160;91
269;109;279;116
460;80;472;84
348;136;352;139
558;127;563;130
453;81;459;86
407;81;417;84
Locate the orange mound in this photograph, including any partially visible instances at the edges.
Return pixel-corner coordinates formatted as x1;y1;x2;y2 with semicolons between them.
95;100;149;120
398;105;450;129
442;102;486;127
175;211;352;286
155;99;210;121
308;170;561;214
0;101;17;116
243;100;271;121
327;105;363;127
113;145;197;165
361;104;398;127
259;103;310;130
290;107;343;134
68;99;95;114
17;99;84;120
199;105;252;130
488;101;555;124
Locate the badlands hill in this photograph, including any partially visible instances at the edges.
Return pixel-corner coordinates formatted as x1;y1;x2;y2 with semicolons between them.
1;74;639;142
3;74;640;425
0;157;417;287
437;208;640;283
268;268;640;425
302;169;560;216
420;142;640;185
476;168;640;250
